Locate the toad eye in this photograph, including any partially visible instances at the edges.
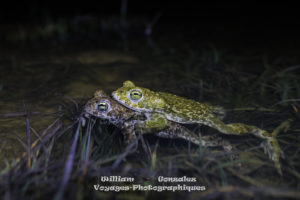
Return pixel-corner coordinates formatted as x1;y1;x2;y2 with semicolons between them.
97;102;109;112
130;90;143;101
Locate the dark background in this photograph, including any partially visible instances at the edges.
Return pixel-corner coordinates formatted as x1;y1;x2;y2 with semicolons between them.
1;2;300;200
1;1;299;35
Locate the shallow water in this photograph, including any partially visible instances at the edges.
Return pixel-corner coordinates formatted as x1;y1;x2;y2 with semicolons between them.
0;19;300;199
0;48;145;166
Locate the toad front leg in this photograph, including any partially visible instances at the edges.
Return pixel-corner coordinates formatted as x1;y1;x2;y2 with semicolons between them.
120;123;137;144
134;113;168;133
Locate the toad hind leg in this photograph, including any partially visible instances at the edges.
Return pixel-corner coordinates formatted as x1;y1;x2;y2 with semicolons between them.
155;122;233;153
205;114;283;175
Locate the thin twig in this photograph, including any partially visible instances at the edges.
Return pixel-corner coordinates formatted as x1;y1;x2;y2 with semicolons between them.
112;134;141;170
55;118;82;200
227;107;277;112
4;171;11;200
0;112;40;118
64;96;79;112
272;99;300;107
272;118;293;137
18;119;62;164
226;167;264;187
23;101;31;168
84;118;95;163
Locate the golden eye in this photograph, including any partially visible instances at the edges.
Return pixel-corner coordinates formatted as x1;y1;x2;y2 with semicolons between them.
130;90;142;101
98;102;109;112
